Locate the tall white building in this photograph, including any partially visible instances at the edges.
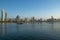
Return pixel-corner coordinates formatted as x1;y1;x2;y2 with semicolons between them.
1;9;4;22
5;12;8;21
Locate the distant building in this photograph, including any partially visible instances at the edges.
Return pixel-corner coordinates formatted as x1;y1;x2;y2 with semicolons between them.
8;18;12;22
51;16;54;20
31;17;35;23
38;18;42;22
47;16;55;22
5;12;8;21
25;17;30;23
31;17;35;21
1;9;4;22
40;18;42;22
16;15;22;22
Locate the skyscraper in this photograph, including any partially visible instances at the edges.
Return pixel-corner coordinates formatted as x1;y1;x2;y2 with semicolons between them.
5;12;8;21
1;9;4;22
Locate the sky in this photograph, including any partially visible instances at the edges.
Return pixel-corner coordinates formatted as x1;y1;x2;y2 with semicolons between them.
0;0;60;19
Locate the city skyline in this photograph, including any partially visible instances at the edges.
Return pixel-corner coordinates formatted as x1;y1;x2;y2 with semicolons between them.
0;8;60;20
0;0;60;19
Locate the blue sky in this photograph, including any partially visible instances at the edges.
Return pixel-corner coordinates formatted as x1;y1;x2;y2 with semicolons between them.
0;0;60;19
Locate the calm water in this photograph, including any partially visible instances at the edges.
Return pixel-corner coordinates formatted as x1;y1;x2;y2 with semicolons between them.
0;22;60;40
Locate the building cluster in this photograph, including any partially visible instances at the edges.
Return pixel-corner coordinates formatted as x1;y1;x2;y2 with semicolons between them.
1;9;60;23
1;9;8;22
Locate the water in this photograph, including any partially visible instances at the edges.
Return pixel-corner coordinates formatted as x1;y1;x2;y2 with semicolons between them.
0;22;60;40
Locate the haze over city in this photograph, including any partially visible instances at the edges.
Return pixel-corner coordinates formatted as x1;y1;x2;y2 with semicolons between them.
0;0;60;19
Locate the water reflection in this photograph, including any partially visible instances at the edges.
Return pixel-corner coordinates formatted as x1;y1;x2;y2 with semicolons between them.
50;22;54;30
0;23;8;36
0;22;60;40
1;23;4;36
46;22;54;31
5;23;8;35
40;22;42;24
48;22;54;30
16;24;19;32
31;24;35;30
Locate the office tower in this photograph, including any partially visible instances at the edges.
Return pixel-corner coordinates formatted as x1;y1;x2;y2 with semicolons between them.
5;12;8;21
1;9;4;22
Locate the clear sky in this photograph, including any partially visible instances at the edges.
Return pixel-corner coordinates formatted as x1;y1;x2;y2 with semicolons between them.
0;0;60;19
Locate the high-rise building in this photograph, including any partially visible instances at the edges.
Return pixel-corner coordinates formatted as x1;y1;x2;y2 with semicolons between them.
5;12;8;21
1;9;4;22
